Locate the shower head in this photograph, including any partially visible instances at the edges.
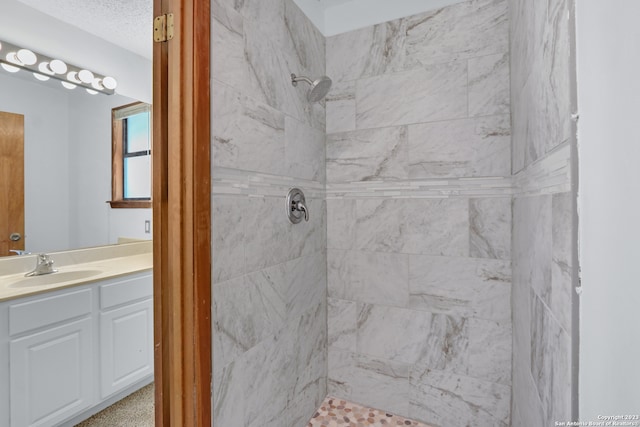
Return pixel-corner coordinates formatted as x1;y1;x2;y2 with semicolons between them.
291;73;332;103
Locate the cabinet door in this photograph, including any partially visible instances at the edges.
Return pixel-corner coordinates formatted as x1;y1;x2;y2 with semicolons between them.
99;298;153;398
10;318;93;427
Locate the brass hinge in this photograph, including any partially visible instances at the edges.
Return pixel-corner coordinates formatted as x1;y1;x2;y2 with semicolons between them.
153;13;174;42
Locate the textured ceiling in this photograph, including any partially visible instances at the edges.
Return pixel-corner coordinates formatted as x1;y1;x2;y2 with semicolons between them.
17;0;152;59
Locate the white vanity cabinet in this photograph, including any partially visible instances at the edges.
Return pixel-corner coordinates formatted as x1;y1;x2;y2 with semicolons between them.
0;270;153;427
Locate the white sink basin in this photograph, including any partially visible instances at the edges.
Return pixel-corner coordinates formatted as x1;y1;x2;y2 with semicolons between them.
9;270;103;288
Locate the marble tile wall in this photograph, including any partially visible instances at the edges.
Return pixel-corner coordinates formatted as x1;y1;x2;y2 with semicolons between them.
325;1;513;425
211;1;327;426
510;0;572;173
510;0;575;425
511;193;573;426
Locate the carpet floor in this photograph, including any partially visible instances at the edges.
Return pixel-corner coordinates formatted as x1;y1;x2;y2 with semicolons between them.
75;383;154;426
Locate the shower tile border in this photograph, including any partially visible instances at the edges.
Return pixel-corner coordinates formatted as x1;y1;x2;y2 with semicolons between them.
325;177;513;199
212;142;570;200
212;167;325;198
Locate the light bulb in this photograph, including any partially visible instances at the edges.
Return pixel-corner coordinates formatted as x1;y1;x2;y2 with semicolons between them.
1;63;20;73
16;49;37;65
49;59;67;74
78;69;94;83
61;81;77;90
91;78;104;90
85;88;98;95
102;76;117;90
67;71;81;83
33;72;49;81
6;52;20;65
38;62;55;75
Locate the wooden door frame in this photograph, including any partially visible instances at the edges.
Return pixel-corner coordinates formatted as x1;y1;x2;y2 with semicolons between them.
152;0;211;425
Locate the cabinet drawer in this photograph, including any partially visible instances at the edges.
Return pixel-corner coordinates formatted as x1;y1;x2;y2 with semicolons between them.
9;288;92;336
99;273;152;310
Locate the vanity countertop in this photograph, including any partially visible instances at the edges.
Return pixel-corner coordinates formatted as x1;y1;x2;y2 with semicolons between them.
0;241;153;302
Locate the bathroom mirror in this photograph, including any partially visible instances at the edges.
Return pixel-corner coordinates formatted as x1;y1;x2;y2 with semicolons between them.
0;0;153;257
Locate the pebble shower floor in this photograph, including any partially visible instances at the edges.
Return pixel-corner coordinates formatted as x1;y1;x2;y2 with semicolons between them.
307;396;433;427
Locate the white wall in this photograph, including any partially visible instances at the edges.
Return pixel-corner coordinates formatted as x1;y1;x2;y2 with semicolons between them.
108;209;152;244
0;0;151;103
577;0;640;419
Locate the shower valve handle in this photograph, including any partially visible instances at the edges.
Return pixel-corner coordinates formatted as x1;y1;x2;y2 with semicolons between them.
296;201;309;222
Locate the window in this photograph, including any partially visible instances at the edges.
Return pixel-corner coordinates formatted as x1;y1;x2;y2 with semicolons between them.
109;102;152;208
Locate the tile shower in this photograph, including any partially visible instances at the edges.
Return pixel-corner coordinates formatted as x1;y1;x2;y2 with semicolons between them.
211;0;575;426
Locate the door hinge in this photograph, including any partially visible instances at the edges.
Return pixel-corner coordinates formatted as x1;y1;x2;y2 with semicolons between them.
154;13;174;42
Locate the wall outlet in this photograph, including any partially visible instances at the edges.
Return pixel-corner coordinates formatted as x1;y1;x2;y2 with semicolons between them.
144;220;151;234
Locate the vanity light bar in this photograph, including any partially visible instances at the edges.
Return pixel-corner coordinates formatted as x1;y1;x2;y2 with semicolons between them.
0;40;117;95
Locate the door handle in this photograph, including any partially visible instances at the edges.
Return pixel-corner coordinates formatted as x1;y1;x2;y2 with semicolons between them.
9;232;21;241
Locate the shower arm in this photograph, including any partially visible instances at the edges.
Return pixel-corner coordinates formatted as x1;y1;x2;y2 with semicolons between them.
291;74;314;87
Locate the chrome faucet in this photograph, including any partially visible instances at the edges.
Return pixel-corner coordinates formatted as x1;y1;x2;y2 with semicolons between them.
9;250;31;256
25;254;58;277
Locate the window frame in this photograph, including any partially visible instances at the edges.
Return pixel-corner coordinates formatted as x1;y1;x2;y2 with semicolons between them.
109;101;152;209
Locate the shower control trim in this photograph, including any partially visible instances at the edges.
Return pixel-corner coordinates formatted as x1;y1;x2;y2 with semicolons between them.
286;188;309;224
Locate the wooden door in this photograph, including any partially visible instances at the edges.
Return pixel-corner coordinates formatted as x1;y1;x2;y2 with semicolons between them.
0;111;25;256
